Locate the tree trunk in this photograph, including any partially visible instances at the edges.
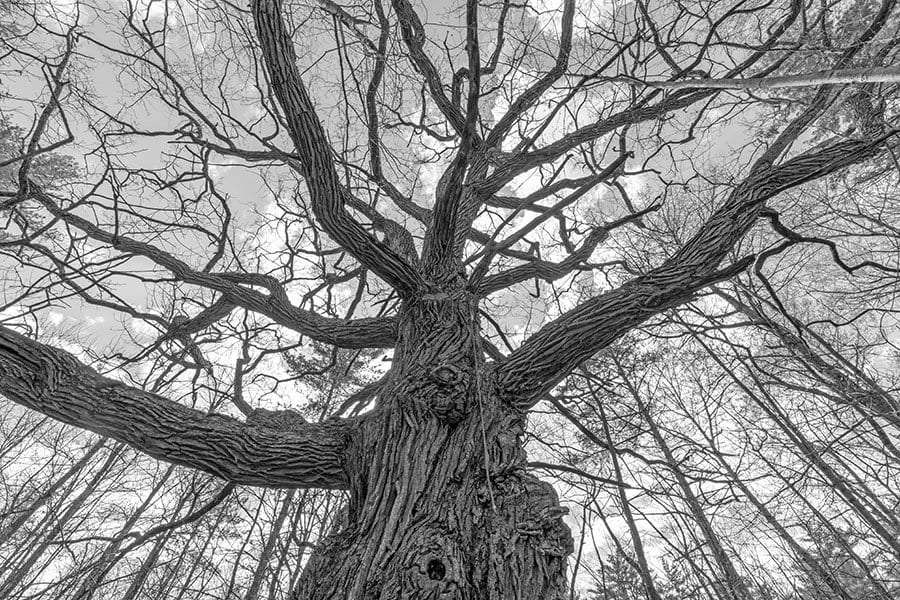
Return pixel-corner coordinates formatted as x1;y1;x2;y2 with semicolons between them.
0;438;107;542
244;490;295;600
0;444;122;598
293;291;573;599
69;464;175;600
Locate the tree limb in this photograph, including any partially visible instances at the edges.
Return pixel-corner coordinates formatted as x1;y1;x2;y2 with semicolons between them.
616;66;900;91
22;182;397;349
252;0;424;297
497;133;897;409
475;203;659;296
484;0;575;148
0;325;351;489
390;0;468;137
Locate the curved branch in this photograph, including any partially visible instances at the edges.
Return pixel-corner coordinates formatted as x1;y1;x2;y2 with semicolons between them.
476;203;659;296
252;0;423;297
476;0;807;195
484;0;575;148
0;325;351;489
475;91;710;195
498;133;897;409
390;0;468;136
23;182;397;349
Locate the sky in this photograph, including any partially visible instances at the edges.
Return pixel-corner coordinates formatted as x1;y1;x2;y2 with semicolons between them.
5;0;896;594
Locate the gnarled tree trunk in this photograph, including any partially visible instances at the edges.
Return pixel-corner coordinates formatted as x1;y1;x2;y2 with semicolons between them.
294;289;572;599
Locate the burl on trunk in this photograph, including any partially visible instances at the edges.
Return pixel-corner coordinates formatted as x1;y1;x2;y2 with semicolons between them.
293;289;573;599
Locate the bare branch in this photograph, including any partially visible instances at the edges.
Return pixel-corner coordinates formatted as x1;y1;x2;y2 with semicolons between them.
0;325;351;489
484;0;575;148
20;182;398;349
252;0;424;297
617;66;900;91
390;0;468;137
476;203;660;296
497;133;897;408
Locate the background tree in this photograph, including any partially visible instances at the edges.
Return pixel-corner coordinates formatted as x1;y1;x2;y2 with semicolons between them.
1;0;899;598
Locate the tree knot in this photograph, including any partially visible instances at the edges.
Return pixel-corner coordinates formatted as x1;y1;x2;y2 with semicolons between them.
429;364;463;386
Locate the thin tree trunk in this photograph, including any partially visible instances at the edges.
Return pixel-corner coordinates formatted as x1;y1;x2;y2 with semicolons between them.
0;438;107;542
226;490;266;599
0;444;122;598
172;500;229;600
692;330;899;593
68;464;176;600
617;366;752;600
717;289;899;426
746;370;900;558
690;416;855;600
244;490;295;600
594;397;664;600
119;491;191;600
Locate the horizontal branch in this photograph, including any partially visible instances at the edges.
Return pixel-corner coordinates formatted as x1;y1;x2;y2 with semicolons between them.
0;325;350;489
624;66;900;91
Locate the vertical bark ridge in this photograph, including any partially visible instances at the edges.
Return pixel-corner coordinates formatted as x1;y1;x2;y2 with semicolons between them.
291;293;573;599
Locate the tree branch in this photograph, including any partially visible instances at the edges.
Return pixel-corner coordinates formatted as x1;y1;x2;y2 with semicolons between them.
0;325;351;489
252;0;424;297
21;182;397;349
390;0;468;137
497;132;897;409
475;203;659;296
616;66;900;91
484;0;575;148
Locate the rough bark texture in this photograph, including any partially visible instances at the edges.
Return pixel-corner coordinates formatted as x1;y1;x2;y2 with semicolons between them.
2;0;897;597
0;325;349;489
0;294;573;599
293;289;572;599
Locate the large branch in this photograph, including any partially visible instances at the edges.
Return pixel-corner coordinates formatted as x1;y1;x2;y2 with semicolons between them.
252;0;423;297
474;91;711;195
497;133;897;409
484;0;575;148
476;0;807;195
419;0;482;274
390;0;468;137
0;325;350;489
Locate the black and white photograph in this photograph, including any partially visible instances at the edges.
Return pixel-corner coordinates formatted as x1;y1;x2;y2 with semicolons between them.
1;0;898;597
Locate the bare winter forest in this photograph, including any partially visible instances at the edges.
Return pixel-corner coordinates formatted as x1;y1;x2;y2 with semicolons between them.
1;0;899;598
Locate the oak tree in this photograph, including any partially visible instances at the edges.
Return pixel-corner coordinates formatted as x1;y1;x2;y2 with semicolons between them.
1;0;898;597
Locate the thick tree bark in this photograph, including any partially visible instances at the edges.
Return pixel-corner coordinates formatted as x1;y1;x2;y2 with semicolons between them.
3;2;896;597
0;325;349;489
498;132;896;408
0;296;573;598
241;1;577;592
291;289;573;599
